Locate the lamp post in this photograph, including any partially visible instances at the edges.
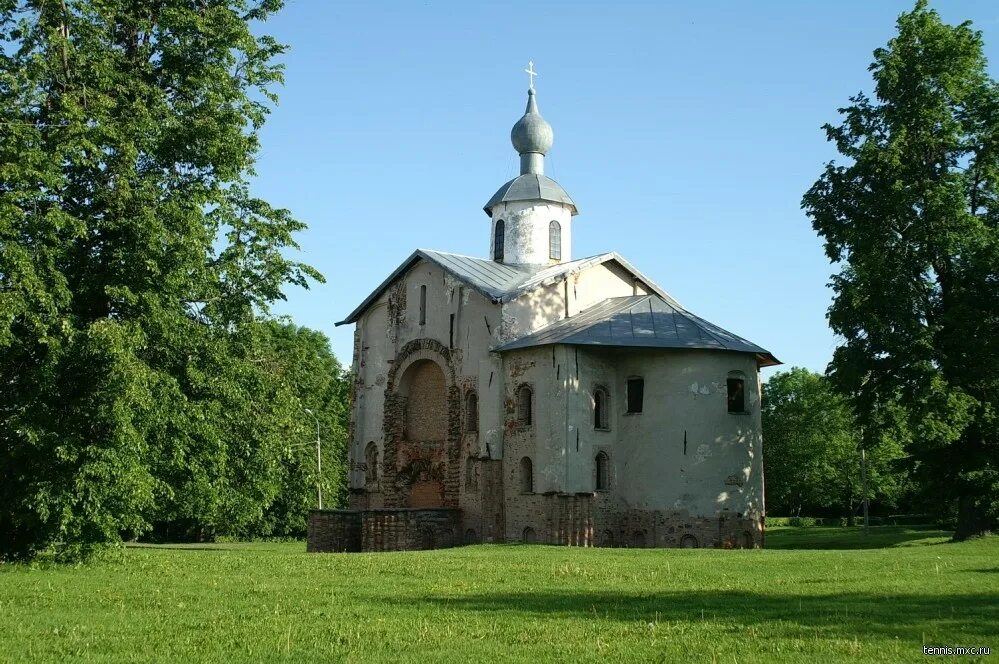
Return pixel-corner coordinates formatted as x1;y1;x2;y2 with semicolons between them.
859;425;869;534
304;408;322;509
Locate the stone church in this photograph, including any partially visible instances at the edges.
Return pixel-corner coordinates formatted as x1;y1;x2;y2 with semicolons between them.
307;81;779;553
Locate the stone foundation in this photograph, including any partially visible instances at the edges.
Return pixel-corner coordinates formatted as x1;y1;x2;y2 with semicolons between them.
510;492;763;549
307;508;462;553
308;500;763;552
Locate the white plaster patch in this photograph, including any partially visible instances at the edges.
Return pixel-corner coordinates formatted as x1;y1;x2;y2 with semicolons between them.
694;443;712;463
443;273;457;301
499;310;520;341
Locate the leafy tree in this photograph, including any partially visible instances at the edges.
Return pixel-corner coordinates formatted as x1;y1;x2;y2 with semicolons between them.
0;0;327;560
803;1;999;539
763;368;907;519
247;320;350;538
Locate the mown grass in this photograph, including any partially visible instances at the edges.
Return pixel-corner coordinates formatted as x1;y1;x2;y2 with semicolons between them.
0;527;995;663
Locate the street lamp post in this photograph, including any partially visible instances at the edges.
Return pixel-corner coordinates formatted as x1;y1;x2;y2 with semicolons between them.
304;408;322;509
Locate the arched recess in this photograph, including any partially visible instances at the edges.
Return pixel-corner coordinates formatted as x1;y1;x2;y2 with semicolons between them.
382;339;461;509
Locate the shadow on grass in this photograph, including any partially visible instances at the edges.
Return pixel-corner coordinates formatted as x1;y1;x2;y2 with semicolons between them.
765;525;952;550
126;543;241;552
400;589;999;642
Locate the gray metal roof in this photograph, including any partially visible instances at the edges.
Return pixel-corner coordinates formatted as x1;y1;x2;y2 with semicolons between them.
483;174;578;216
494;295;780;367
335;250;678;326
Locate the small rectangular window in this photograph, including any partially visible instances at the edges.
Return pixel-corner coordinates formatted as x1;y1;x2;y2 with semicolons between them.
419;285;427;325
626;378;644;414
727;378;745;413
449;313;455;349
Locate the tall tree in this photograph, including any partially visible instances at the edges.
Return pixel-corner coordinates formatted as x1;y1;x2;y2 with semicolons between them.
762;368;907;519
803;1;999;539
0;0;324;560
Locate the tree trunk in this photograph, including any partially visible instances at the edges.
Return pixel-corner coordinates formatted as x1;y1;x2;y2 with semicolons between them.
954;494;992;541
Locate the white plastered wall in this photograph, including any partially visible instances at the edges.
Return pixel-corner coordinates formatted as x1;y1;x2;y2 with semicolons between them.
489;200;573;265
568;348;764;519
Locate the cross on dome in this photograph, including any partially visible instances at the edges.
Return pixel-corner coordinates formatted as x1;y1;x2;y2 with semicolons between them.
525;61;538;89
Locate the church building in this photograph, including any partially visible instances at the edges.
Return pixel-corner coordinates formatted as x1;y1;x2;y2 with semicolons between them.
307;77;779;552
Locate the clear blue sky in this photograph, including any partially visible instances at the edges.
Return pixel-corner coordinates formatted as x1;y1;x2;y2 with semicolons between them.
251;0;999;379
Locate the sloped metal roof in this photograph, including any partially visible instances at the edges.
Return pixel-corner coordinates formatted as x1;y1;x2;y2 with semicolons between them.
483;174;578;216
494;295;780;367
335;250;678;326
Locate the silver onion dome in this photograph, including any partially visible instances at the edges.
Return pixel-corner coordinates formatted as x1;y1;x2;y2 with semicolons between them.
511;88;553;157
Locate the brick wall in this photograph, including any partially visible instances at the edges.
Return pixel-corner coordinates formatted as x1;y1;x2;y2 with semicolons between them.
307;508;462;553
307;510;362;552
402;360;447;441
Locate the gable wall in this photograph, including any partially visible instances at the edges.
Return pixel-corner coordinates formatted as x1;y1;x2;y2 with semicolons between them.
500;261;639;342
350;260;503;495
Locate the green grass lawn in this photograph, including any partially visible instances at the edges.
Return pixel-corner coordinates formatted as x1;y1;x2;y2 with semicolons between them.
0;527;996;663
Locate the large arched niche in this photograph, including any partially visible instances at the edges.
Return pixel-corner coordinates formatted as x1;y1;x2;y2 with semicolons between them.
397;359;447;443
383;340;461;509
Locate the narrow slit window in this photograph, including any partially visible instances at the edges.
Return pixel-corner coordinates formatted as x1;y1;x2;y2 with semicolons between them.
494;219;505;262
593;386;609;430
449;313;455;348
595;451;610;490
517;385;533;426
727;375;746;413
626;377;644;414
549;220;561;261
520;456;534;493
419;285;427;325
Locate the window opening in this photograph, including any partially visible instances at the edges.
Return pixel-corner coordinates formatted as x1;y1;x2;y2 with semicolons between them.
727;375;746;413
520;456;534;493
595;451;610;490
626;377;644;413
494;219;505;262
549;220;561;261
517;385;533;425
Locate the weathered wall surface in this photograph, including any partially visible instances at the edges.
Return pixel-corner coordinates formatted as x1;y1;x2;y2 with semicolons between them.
494;343;764;548
500;345;574;542
350;260;499;492
595;348;764;519
348;259;507;538
569;347;765;546
489;200;573;265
